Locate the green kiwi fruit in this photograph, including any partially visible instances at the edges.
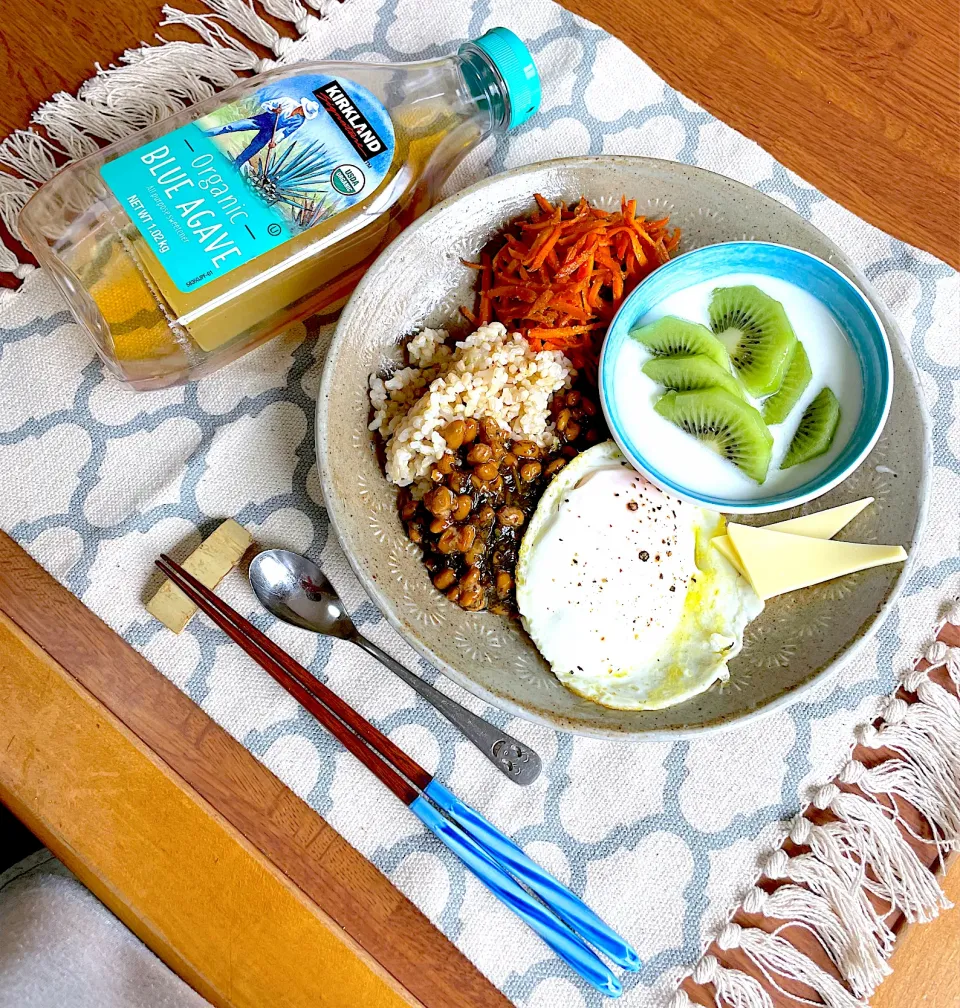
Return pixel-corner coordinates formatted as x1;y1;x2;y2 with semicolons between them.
708;285;797;397
642;354;745;399
762;341;812;423
655;386;774;484
781;387;841;469
631;315;730;370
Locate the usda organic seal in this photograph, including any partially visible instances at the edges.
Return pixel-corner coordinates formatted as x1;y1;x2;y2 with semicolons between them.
331;164;365;196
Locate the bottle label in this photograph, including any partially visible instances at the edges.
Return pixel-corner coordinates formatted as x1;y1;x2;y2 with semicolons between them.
100;74;395;293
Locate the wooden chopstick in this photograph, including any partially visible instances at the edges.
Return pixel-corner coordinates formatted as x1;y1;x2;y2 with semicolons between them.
155;555;431;802
153;555;636;997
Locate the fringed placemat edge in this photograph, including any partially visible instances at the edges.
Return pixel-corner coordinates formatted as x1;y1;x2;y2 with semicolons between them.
672;601;960;1008
0;4;957;1006
0;0;352;295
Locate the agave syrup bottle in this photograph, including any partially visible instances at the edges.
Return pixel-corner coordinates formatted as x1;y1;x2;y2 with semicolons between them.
19;29;540;389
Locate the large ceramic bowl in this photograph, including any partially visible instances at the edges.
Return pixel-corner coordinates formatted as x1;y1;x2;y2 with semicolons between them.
317;156;929;739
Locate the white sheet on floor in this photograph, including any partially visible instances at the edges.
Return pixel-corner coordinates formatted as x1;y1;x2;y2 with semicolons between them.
0;852;209;1008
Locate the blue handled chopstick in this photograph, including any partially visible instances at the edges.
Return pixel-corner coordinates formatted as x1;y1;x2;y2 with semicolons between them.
422;779;641;971
412;797;622;997
157;555;639;998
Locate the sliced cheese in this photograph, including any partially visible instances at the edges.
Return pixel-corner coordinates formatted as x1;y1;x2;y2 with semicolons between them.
711;497;875;577
766;498;874;539
711;534;746;575
147;518;253;633
726;522;906;600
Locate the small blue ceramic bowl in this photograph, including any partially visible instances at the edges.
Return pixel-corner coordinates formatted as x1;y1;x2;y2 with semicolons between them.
599;241;892;514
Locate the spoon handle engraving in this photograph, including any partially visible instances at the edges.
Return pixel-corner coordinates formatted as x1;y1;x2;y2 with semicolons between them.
354;635;542;785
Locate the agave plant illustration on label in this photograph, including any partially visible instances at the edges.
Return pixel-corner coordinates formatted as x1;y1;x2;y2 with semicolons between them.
243;137;342;231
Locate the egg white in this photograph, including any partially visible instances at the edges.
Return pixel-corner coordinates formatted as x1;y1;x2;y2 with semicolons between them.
515;441;763;710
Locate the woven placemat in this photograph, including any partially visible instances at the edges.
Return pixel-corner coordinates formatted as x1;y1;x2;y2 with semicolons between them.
0;2;957;1005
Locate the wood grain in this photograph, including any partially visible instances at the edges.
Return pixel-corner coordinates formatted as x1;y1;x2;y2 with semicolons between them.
0;0;956;267
0;4;957;1001
0;531;511;1008
2;546;957;1008
873;854;960;1008
0;0;280;135
560;0;960;267
0;610;420;1008
680;623;960;1007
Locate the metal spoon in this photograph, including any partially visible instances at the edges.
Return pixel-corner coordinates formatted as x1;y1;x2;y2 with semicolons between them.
248;549;541;785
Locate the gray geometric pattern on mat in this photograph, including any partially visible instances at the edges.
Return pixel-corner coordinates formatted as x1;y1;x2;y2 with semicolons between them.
1;2;957;1005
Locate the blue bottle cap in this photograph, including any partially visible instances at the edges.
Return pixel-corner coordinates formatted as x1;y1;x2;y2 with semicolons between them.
463;28;541;129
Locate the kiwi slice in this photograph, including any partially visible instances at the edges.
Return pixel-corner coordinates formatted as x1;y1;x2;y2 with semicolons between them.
631;316;730;370
708;285;797;397
642;354;745;399
781;387;841;469
762;341;812;423
655;386;774;484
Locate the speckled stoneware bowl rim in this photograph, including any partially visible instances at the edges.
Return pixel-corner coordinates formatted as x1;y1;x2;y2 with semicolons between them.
599;240;894;514
317;155;931;740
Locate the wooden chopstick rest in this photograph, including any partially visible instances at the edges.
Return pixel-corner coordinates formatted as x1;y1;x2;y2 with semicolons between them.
147;519;252;633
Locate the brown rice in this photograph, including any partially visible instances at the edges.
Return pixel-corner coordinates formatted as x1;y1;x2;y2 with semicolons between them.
369;322;574;488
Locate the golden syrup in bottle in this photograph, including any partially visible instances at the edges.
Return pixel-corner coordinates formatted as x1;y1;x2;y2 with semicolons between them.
19;29;540;388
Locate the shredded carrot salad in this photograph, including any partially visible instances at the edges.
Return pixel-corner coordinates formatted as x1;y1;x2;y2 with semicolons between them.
461;194;680;378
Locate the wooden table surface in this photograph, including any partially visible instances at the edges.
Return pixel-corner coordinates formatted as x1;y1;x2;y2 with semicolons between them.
0;2;958;1007
0;0;957;267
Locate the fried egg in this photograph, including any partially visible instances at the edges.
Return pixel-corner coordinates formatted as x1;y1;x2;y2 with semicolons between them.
515;441;763;710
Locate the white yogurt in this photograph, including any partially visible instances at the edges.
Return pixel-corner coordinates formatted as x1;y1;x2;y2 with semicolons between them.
611;272;862;500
